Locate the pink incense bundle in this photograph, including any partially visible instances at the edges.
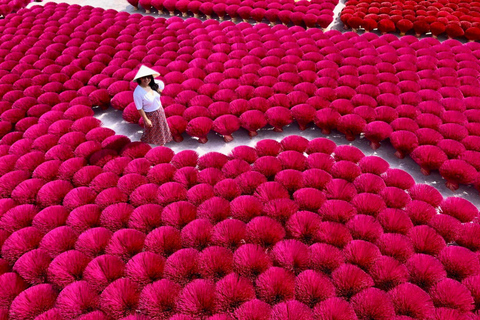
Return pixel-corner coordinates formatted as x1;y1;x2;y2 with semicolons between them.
410;146;448;176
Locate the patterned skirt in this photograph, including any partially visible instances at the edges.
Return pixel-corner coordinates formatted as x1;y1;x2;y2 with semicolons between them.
141;108;173;145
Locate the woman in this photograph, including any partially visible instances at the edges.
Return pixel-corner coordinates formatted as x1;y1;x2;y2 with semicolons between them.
133;65;172;146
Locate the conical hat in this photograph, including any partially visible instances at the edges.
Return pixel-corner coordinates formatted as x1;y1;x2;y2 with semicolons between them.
132;65;160;82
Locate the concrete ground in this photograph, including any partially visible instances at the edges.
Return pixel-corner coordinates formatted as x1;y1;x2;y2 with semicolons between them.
29;0;480;207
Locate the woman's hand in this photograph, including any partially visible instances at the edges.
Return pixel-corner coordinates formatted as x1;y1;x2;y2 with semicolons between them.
145;118;153;128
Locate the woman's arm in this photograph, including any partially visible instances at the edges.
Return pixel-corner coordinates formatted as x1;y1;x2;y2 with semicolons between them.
138;109;153;128
156;80;165;94
134;90;153;128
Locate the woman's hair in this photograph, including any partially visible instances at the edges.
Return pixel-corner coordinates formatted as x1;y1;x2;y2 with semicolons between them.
136;75;159;92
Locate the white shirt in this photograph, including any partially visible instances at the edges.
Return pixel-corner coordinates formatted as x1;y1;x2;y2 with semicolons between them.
133;80;165;112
